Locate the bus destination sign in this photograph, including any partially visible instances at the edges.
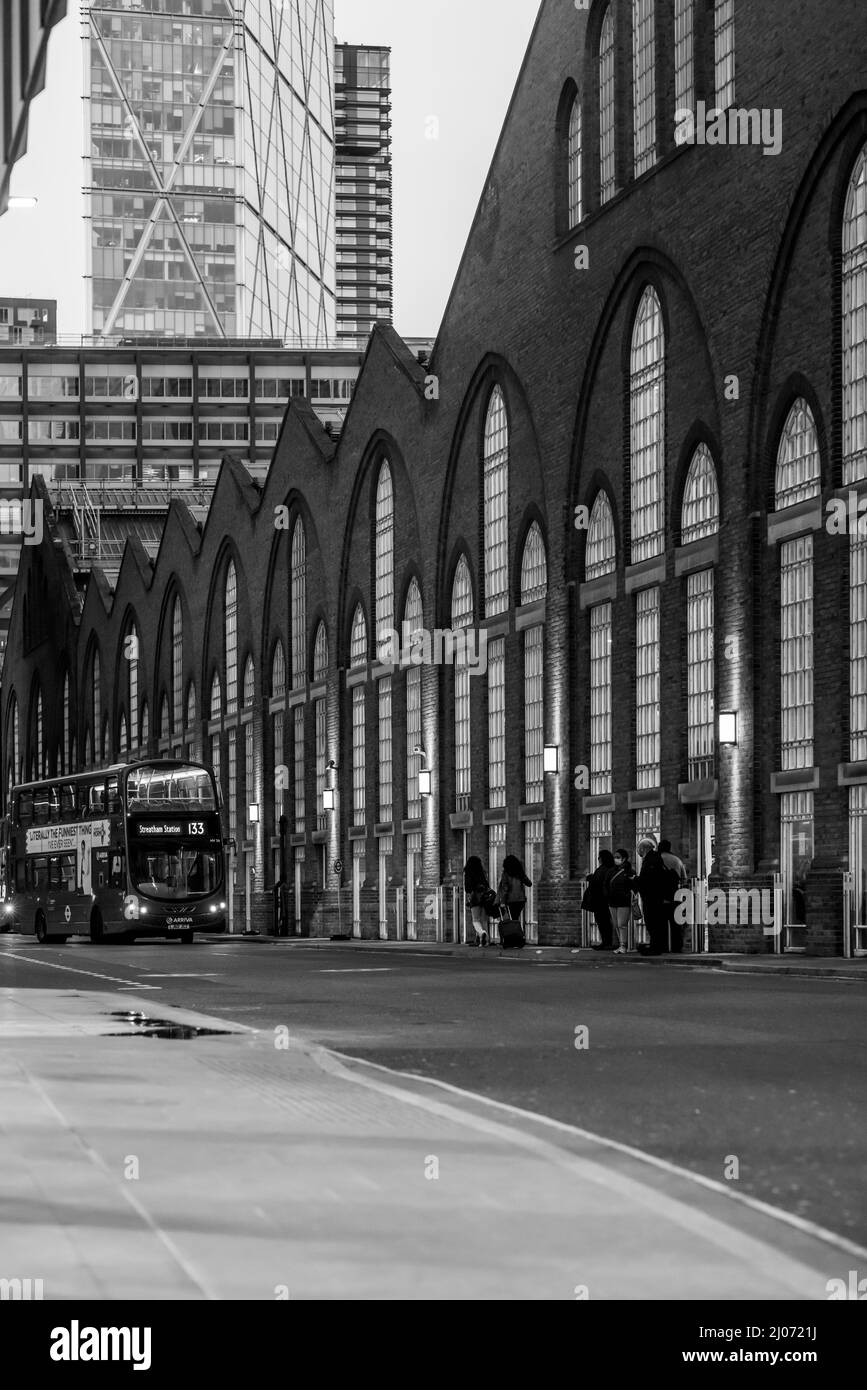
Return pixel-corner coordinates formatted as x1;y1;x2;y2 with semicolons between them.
132;820;210;838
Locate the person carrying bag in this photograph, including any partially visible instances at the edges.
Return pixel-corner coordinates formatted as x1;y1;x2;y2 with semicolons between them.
497;853;532;950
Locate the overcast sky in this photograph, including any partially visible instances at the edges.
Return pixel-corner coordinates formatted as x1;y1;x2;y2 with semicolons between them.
0;0;539;339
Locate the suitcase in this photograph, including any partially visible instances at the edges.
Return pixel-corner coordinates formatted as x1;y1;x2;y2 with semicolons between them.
498;905;526;950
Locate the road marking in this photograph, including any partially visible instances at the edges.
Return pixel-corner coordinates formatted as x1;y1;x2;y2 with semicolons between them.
0;951;161;989
318;968;394;974
310;1045;867;1267
146;973;223;979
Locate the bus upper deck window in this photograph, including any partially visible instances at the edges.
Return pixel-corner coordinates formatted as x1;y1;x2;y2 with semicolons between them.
34;789;50;825
89;782;106;817
48;786;61;823
60;785;76;820
17;790;34;825
107;777;121;815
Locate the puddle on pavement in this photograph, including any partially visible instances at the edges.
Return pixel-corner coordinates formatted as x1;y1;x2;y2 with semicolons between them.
103;1010;231;1039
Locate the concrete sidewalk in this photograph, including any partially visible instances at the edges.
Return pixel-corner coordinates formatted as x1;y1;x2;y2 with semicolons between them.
202;934;867;982
0;987;863;1301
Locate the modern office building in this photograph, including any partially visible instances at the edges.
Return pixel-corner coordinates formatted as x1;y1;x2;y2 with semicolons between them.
82;0;337;342
0;1;68;216
334;44;393;344
0;297;56;345
0;340;364;654
9;0;864;954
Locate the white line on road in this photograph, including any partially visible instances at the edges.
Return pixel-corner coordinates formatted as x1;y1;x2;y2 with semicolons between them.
0;952;162;989
146;973;223;979
318;968;394;974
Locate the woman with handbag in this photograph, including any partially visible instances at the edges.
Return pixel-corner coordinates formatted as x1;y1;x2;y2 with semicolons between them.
585;849;616;950
497;854;532;949
605;849;638;954
463;855;492;947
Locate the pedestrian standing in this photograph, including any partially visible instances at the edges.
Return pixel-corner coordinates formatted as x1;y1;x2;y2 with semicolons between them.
606;849;638;954
586;849;616;950
636;834;677;956
497;854;532;948
659;839;687;954
463;855;491;948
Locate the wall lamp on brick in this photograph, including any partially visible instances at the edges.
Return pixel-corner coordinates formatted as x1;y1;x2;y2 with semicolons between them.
248;803;260;824
324;761;338;811
414;746;432;796
718;713;739;747
544;745;561;775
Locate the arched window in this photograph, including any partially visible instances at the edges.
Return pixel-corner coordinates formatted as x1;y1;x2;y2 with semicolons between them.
243;656;255;709
62;673;70;775
452;556;474;801
160;694;170;746
520;523;548;604
682;446;720;781
119;713;128;756
102;714;110;764
630;286;665;563
313;622;328;681
843;145;867;487
84;729;92;771
585;492;616;579
36;688;43;775
243;657;255;830
375;462;395;640
775;400;821;509
674;0;694;112
682;443;720;543
140;701;149;753
92;650;101;766
272;643;286;697
127;624;138;755
632;0;656;177
225;560;238;714
350;605;368;667
599;4;616;204
521;527;547;808
172;597;183;734
186;682;199;762
567;94;582;226
290;520;307;688
210;673;222;792
404;580;423;819
714;0;735;109
272;643;287;826
483;387;509;616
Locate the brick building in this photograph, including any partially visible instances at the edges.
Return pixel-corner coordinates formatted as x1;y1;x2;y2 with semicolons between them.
3;0;867;952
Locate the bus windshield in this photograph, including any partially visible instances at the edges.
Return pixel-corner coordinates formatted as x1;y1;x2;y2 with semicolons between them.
131;846;222;901
126;764;216;813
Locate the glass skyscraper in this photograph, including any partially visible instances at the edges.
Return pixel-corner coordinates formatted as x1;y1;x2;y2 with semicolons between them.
334;45;392;345
83;0;337;342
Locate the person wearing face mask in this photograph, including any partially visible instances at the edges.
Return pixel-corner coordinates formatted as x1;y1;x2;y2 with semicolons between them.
605;849;638;954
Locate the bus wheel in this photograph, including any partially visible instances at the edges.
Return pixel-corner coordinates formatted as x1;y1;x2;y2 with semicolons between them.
89;910;104;945
178;931;194;944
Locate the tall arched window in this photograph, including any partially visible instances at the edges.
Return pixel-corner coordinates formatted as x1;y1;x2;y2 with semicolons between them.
243;657;255;833
714;0;735;109
127;624;138;756
404;580;423;819
599;4;616;205
630;285;665;563
776;401;820;943
632;0;656;177
62;673;70;775
843;146;867;488
140;701;149;755
350;606;367;823
290;520;307;688
210;674;222;791
674;0;694;113
521;524;547;806
186;683;199;762
586;493;616;861
119;713;128;756
172;597;183;735
375;462;395;640
92;650;101;767
452;557;474;802
225;560;238;714
483;387;509;616
682;445;720;782
84;729;92;771
272;643;286;827
312;625;328;817
567;94;582;226
102;714;110;765
160;694;170;749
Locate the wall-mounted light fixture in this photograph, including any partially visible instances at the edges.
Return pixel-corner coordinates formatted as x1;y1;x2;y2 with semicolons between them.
414;745;432;796
323;788;336;812
544;745;561;775
248;803;260;824
718;712;739;747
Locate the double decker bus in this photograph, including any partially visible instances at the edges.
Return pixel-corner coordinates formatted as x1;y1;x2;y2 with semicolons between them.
1;760;226;944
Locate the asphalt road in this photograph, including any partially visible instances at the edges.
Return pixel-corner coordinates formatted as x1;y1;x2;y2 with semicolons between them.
1;935;865;1249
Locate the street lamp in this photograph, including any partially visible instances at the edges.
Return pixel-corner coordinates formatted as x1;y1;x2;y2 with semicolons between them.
543;745;560;775
414;745;432;796
324;761;338;811
248;803;259;824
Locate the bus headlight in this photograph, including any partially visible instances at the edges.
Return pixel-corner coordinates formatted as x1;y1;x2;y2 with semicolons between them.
220;901;226;910
123;894;140;922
